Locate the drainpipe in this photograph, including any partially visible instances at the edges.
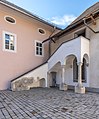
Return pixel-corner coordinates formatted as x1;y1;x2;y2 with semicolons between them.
49;27;56;57
83;14;99;34
49;26;56;43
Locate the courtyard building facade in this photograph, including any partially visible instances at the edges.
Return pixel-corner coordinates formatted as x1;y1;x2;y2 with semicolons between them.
0;0;99;93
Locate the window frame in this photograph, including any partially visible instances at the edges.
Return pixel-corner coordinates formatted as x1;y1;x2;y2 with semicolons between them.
3;31;17;53
35;40;44;57
38;28;46;35
4;15;16;24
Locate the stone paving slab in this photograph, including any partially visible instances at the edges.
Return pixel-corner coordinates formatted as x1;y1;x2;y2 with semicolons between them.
0;88;99;119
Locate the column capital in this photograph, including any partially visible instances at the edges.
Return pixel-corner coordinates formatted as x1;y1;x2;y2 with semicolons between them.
61;65;65;68
77;62;83;66
48;71;51;74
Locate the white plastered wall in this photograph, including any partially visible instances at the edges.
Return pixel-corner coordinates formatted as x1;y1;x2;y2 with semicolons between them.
48;36;89;87
89;19;99;88
12;63;48;89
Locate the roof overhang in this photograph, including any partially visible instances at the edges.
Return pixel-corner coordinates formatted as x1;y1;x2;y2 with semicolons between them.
0;0;62;30
42;9;99;43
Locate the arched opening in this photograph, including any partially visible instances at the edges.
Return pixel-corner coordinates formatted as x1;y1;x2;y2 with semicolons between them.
82;54;89;83
82;58;87;83
83;54;89;64
73;57;78;82
65;55;78;84
49;62;61;88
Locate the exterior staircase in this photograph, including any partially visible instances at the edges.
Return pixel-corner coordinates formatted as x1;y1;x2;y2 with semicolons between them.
11;62;48;91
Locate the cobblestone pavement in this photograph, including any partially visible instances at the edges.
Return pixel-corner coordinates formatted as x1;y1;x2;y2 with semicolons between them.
0;88;99;119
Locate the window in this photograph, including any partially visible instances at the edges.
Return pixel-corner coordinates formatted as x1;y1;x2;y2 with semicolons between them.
3;31;16;52
4;16;16;24
38;28;46;35
35;41;43;56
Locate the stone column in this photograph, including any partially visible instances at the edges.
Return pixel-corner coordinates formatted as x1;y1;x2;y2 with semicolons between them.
75;62;85;93
60;65;68;91
78;62;82;86
47;72;50;88
62;65;65;84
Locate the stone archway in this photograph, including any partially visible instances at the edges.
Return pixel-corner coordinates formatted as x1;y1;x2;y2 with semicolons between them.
48;62;61;88
73;57;78;82
82;54;89;84
82;58;87;82
64;55;78;85
58;54;78;91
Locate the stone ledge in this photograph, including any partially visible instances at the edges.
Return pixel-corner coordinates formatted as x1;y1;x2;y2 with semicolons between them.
86;87;99;93
60;85;99;93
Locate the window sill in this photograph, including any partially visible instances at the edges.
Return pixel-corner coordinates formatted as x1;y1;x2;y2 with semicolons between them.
35;54;44;57
3;49;17;53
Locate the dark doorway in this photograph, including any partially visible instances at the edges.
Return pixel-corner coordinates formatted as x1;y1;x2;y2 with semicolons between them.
51;72;57;87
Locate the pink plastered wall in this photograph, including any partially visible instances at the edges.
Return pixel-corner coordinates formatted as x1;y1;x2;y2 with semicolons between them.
0;4;53;90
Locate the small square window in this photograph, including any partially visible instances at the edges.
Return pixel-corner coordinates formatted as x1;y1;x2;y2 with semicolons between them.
40;43;42;47
36;42;39;46
5;45;9;49
40;52;42;55
5;34;10;39
5;40;9;44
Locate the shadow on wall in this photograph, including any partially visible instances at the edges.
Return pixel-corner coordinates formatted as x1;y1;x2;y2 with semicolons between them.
7;81;12;90
39;78;45;87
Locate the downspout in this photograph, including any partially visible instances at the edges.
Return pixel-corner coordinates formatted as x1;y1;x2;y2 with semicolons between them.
83;14;99;34
49;40;51;57
49;26;56;43
49;27;56;57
